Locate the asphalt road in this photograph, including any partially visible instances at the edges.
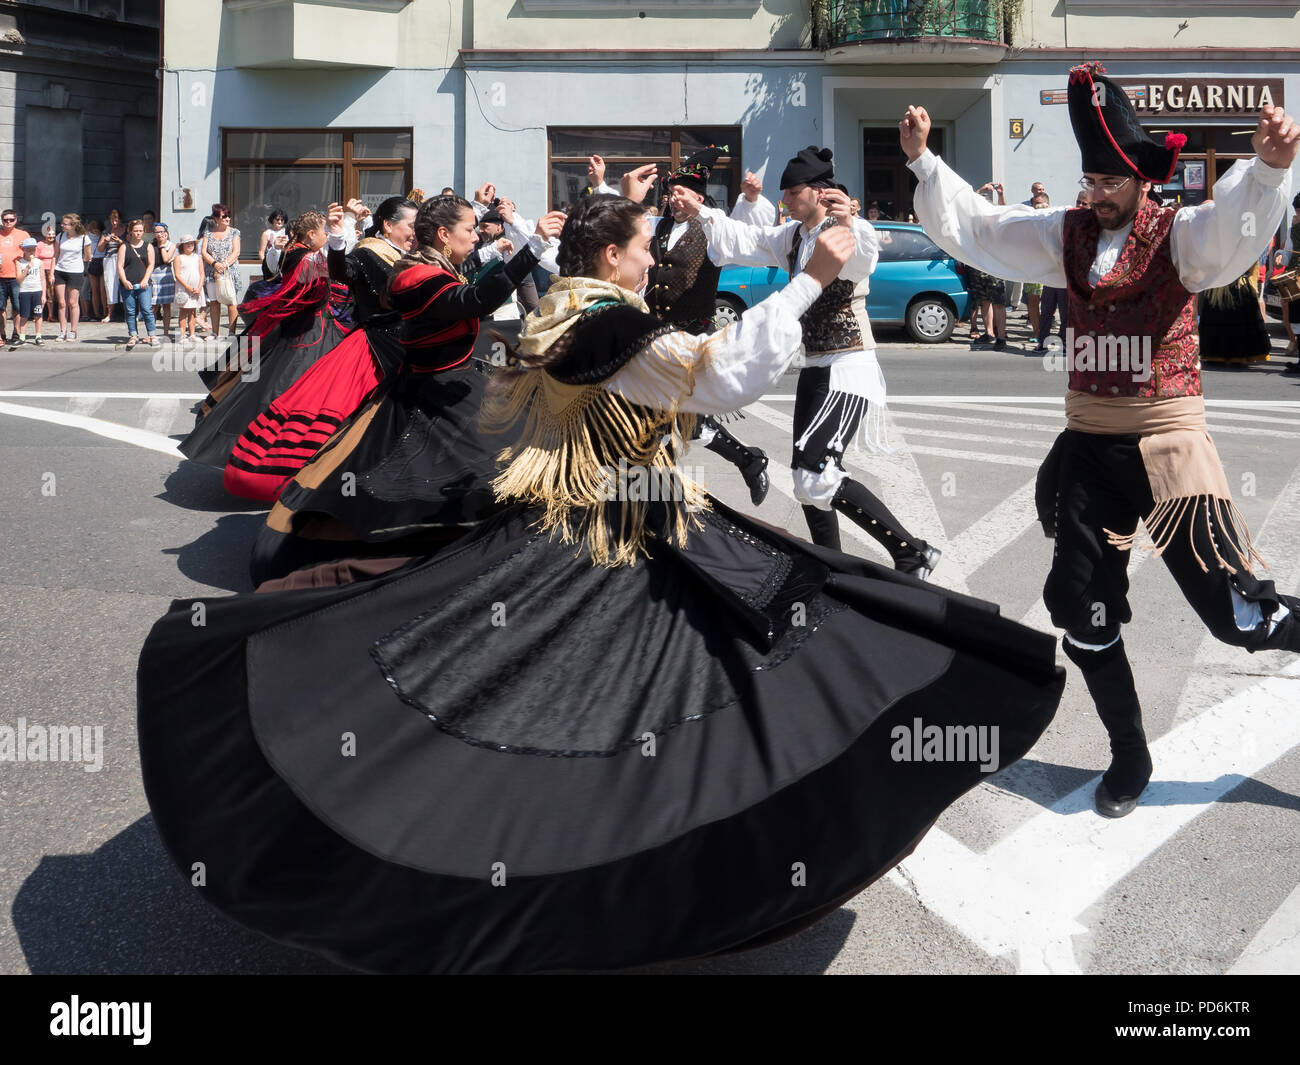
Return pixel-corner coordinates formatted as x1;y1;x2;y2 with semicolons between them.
1;311;1298;975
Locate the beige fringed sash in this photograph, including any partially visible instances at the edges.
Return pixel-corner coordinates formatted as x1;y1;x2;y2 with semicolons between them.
482;278;709;568
1065;391;1264;574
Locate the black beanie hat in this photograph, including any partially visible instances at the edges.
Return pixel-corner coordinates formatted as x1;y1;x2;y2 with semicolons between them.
1068;62;1185;184
779;146;834;191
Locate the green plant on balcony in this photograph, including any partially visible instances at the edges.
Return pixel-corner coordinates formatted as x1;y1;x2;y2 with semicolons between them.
816;0;1017;47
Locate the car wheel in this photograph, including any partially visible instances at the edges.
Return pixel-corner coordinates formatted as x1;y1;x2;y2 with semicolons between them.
906;297;955;343
712;295;744;332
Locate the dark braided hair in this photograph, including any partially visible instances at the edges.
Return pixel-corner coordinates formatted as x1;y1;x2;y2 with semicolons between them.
288;210;325;246
557;194;649;278
396;195;475;273
364;196;418;239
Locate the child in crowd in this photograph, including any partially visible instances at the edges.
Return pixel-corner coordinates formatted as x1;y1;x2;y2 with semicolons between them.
11;237;45;346
172;234;203;344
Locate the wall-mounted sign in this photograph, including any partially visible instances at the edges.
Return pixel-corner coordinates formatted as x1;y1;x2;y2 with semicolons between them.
1117;79;1282;118
1183;162;1206;191
1009;118;1025;139
171;188;194;211
1040;90;1068;105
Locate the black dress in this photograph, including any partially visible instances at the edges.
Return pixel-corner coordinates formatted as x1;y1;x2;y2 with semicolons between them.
1199;277;1271;363
137;293;1065;975
248;247;538;584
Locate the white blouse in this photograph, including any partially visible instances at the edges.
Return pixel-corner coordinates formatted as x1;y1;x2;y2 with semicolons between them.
906;148;1291;292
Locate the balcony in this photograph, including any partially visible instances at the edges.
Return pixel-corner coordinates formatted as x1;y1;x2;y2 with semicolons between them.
823;1;1008;64
223;0;412;69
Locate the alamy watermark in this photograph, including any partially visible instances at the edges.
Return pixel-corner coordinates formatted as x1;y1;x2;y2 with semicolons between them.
890;717;1000;773
1041;329;1152;382
0;718;104;772
152;336;261;382
598;457;705;506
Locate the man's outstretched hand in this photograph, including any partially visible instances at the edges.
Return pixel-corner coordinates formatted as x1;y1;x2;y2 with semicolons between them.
899;105;931;163
1254;105;1299;170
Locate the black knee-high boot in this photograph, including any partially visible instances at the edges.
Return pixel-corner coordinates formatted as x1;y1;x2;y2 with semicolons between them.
1061;635;1153;817
802;505;841;551
831;478;941;579
702;420;769;505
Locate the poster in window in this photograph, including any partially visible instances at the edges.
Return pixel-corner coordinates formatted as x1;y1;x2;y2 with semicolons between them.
1183;162;1205;190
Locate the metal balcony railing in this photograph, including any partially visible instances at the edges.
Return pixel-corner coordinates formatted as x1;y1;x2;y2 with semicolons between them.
827;0;1001;46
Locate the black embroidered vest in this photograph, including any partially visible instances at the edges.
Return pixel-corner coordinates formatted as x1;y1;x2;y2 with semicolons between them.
645;216;720;335
788;222;863;356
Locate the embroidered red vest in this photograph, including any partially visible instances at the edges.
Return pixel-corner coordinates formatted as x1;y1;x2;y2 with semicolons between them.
1062;200;1200;398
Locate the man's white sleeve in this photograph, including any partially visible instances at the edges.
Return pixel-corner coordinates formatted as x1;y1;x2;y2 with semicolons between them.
697;205;794;271
907;148;1068;287
730;193;777;227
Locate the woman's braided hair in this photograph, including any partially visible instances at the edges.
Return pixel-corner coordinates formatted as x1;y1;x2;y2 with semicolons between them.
397;194;475;272
288;210;326;245
556;194;649;278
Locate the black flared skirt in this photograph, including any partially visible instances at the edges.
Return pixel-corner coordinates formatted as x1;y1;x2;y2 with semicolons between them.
251;363;513;583
138;499;1064;974
179;306;355;468
1199;286;1271;361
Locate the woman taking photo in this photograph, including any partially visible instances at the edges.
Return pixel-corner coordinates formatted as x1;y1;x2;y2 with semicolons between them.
53;212;91;341
200;203;241;338
138;192;1063;974
97;208;125;322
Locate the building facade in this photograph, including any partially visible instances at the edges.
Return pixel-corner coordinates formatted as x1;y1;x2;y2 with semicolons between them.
160;1;1300;284
0;0;160;231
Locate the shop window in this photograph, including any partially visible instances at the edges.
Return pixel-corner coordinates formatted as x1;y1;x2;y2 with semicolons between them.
548;127;742;212
222;128;412;259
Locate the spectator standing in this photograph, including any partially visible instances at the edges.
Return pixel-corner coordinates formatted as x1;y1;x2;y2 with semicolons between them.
85;219;107;319
98;209;125;322
172;234;203;344
258;210;288;279
36;223;57;323
200;204;241;338
1280;192;1300;364
10;237;44;346
53;212;92;341
151;222;177;339
141;210;157;240
0;208;31;342
1022;181;1047;206
117;217;157;348
1022;195;1051;339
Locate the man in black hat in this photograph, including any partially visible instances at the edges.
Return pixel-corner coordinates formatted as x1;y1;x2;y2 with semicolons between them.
590;148;772;505
901;64;1299;817
677;144;943;578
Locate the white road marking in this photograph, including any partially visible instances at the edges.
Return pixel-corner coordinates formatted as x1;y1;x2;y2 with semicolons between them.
1228;882;1300;974
948;478;1039;576
907;445;1041;468
0;390;205;399
891;658;1300;974
65;396;105;418
140;396;181;436
0;400;182;457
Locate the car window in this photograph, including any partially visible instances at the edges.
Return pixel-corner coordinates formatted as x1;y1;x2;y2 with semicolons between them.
875;229;944;262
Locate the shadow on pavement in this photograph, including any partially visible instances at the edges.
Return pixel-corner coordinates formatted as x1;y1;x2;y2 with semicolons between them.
13;816;345;974
162;514;264;593
156;461;270;514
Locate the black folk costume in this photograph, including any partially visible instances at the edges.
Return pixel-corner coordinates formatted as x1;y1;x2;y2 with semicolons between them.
136;269;1064;975
179;243;354;468
911;61;1299;817
646;148;773;506
223;233;407;501
700;146;941;578
247;241;540;586
1198;270;1272;367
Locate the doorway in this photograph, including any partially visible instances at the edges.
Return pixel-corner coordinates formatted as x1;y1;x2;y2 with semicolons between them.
862;126;945;221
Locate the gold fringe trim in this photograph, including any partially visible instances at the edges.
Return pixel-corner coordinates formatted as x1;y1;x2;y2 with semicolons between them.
1105;494;1267;576
481;333;718;568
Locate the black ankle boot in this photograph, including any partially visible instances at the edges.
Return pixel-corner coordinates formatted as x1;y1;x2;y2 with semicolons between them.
1061;635;1153;817
831;478;940;579
801;505;841;551
703;423;770;506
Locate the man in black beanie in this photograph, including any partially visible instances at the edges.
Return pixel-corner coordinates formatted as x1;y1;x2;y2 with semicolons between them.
679;144;942;578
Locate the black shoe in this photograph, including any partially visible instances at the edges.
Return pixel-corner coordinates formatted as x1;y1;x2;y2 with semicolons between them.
739;448;769;506
992;337;1007;352
1283;361;1300;376
971;333;995;349
1032;342;1047;354
1095;778;1143;818
894;542;942;581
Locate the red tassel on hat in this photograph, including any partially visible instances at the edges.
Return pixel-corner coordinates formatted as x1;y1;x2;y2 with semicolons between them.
1164;132;1187;151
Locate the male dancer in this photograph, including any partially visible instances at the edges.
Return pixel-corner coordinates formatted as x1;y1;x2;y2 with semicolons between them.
680;145;942;577
608;147;770;505
901;64;1299;816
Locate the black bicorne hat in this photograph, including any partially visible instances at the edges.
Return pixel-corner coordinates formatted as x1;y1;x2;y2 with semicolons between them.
666;145;727;196
780;146;834;191
1068;62;1186;184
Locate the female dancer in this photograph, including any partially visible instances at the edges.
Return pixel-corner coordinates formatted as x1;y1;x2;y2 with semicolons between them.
137;194;1063;974
180;208;352;465
248;194;562;584
223;197;417;501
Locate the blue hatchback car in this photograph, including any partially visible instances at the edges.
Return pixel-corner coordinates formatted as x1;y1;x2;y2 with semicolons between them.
714;222;970;343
